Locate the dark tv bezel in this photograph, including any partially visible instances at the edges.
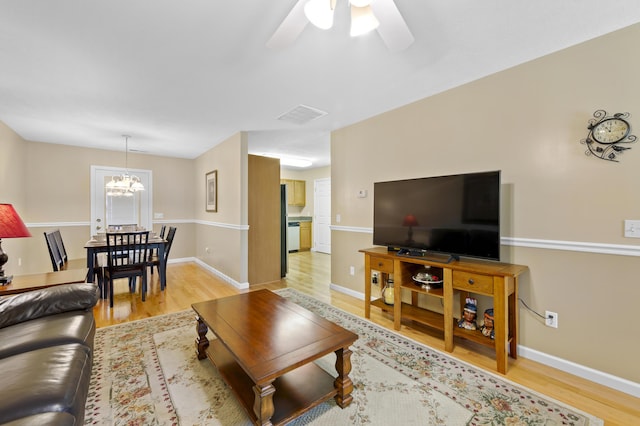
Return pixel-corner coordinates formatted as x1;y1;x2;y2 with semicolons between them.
373;170;501;262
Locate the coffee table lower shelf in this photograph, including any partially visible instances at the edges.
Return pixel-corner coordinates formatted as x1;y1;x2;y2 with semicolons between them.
206;338;337;426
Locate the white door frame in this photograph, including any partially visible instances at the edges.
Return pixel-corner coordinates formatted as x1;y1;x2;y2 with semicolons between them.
90;165;153;236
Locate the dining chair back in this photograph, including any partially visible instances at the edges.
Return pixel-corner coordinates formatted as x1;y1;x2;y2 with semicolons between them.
148;225;167;262
149;226;176;277
52;229;68;263
104;231;150;307
44;231;64;271
44;229;88;273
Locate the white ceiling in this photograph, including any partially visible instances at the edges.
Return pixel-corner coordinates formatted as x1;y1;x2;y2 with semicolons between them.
1;1;639;169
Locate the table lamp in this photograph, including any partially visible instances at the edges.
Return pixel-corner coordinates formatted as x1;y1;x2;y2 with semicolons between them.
0;204;32;285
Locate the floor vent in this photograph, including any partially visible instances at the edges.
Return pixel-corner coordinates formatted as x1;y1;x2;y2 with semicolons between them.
277;104;328;125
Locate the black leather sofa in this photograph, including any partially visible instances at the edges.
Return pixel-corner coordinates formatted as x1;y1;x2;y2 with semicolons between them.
0;283;99;426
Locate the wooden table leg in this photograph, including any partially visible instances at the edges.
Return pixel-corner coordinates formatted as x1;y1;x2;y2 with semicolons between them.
494;276;508;374
508;276;518;359
86;248;95;282
364;255;371;319
334;346;354;408
195;316;209;360
158;243;166;291
443;269;454;352
253;382;275;426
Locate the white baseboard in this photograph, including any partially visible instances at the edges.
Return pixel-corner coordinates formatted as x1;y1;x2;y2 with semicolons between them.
329;282;640;399
518;346;640;398
329;282;365;300
186;257;249;290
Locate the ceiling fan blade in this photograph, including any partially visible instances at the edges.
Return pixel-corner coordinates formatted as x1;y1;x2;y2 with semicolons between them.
267;0;309;49
370;0;414;52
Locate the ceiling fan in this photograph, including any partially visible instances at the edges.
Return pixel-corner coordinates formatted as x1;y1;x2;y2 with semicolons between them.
267;0;414;52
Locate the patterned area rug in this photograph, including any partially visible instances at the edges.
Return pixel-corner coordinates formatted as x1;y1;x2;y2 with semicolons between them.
85;288;603;425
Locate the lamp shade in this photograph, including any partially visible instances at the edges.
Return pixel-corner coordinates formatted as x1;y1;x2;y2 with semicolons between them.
0;204;31;238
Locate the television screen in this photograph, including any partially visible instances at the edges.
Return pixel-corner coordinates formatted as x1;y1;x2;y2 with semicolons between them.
373;171;500;261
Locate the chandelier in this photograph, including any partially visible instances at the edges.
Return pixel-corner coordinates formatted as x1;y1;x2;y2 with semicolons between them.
106;135;145;197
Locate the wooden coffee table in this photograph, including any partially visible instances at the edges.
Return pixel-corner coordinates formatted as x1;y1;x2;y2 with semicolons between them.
192;289;358;426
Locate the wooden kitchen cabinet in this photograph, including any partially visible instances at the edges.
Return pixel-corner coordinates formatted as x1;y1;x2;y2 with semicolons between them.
281;179;306;206
299;221;312;250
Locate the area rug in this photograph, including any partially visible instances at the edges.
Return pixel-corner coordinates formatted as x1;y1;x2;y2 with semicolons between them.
84;288;603;425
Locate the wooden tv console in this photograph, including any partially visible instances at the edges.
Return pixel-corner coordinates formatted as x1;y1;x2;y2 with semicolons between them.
360;247;528;374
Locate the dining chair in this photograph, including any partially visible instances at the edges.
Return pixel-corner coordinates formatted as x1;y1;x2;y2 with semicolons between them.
147;225;166;262
44;231;64;271
52;229;68;262
45;229;91;282
148;226;176;279
103;231;150;307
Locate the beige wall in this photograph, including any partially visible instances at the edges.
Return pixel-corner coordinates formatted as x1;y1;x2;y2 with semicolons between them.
331;23;640;383
194;132;248;284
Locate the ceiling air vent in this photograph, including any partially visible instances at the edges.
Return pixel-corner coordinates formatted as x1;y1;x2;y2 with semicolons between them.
277;104;328;125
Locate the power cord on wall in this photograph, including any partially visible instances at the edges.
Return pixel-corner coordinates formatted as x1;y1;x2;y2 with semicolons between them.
519;298;550;320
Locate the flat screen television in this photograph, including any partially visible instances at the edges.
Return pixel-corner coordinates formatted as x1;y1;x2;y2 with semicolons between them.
373;170;501;262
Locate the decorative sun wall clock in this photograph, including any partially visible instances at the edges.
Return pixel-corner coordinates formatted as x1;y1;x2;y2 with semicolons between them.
581;110;636;162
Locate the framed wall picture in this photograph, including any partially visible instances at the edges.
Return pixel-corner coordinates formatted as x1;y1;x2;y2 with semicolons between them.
206;170;217;212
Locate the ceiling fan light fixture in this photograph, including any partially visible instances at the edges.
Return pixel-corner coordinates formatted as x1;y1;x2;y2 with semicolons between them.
304;0;335;30
349;0;371;7
350;5;379;37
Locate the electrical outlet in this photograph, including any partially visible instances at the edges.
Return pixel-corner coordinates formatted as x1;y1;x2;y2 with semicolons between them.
349;266;355;276
545;311;558;328
372;272;379;285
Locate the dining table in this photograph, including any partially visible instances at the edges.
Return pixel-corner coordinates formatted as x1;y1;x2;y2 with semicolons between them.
84;234;168;291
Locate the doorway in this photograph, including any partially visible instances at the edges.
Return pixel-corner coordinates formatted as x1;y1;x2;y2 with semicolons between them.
90;165;153;236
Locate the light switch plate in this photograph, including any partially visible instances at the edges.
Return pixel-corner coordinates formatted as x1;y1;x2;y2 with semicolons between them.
624;220;640;238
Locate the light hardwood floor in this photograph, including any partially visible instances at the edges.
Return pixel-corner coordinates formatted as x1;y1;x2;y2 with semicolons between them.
93;251;639;425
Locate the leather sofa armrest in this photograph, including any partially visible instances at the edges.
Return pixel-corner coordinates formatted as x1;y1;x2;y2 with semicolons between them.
0;283;99;329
